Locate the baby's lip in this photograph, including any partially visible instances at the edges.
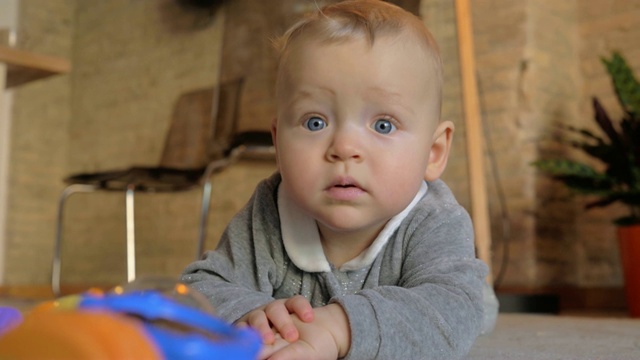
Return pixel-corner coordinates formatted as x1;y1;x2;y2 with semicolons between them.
326;176;365;191
325;176;367;201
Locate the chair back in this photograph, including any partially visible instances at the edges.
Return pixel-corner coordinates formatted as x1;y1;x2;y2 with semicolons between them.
159;78;245;169
208;78;245;160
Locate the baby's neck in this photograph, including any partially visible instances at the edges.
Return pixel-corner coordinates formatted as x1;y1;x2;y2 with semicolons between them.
318;224;384;268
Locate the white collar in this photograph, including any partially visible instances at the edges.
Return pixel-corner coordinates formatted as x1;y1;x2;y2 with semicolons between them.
277;181;428;272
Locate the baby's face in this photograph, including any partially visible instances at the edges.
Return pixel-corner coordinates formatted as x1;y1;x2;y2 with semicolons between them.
273;34;441;238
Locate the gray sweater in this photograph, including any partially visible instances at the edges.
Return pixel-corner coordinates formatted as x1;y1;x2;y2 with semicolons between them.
182;173;489;359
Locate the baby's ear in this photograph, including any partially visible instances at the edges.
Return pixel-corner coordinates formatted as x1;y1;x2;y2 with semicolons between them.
424;121;454;181
270;118;278;148
271;118;280;169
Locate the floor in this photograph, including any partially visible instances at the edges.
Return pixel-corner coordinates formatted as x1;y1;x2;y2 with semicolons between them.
467;313;640;359
0;285;632;316
0;296;40;313
2;293;639;359
3;298;638;359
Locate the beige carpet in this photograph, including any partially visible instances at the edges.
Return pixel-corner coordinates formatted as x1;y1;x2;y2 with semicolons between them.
467;313;640;359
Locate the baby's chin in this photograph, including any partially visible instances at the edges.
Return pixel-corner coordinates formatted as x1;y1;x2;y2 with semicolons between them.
315;212;389;236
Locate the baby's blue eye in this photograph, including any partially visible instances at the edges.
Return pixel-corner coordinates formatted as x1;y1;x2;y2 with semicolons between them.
304;117;327;131
373;119;396;134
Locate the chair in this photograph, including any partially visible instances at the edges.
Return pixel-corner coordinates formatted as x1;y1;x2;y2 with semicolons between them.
52;78;274;296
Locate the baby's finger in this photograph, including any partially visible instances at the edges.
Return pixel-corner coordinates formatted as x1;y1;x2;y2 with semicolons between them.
285;295;314;322
247;312;276;344
257;333;289;360
266;340;313;360
265;305;299;342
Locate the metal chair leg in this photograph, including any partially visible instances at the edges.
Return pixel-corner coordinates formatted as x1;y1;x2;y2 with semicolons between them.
196;152;243;259
197;176;213;260
52;184;97;297
125;184;136;282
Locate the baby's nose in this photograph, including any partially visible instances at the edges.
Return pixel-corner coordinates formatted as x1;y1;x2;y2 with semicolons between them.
325;128;363;162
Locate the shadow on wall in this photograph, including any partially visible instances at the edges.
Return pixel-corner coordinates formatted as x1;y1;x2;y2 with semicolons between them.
158;0;226;32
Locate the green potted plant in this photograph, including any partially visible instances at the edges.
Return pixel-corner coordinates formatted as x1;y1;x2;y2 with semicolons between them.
532;51;640;317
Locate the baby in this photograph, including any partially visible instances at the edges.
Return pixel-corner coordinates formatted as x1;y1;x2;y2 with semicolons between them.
182;1;495;358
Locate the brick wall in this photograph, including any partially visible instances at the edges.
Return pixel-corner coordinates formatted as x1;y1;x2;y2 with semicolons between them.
420;0;470;210
4;0;640;290
60;0;226;285
4;0;276;286
468;0;537;287
571;0;640;287
4;0;74;285
59;0;276;285
480;0;639;288
426;0;640;288
527;0;583;287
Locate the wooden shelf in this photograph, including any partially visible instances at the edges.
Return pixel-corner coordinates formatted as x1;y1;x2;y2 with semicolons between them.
0;45;71;88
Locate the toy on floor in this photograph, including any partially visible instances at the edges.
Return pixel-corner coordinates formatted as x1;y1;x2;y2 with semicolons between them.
0;306;22;336
0;277;261;359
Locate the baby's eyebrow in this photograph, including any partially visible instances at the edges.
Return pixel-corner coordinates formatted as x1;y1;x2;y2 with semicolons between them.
365;87;415;116
366;86;401;98
295;86;336;99
285;86;335;108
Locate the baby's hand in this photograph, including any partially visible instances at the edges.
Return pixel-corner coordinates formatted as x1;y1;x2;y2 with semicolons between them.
237;295;314;344
259;304;350;360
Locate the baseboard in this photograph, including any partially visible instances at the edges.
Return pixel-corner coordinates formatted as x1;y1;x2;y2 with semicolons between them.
557;286;627;313
495;286;627;315
497;292;560;314
0;284;115;299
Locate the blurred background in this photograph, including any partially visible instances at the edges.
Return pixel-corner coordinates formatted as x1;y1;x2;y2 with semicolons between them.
0;0;638;315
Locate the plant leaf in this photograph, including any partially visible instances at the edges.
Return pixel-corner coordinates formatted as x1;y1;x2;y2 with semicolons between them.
563;125;607;144
532;51;640;223
586;190;640;209
620;116;640;167
602;52;640;115
532;159;602;178
592;98;621;145
532;159;615;193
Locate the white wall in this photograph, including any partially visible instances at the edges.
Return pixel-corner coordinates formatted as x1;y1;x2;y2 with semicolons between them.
0;0;19;285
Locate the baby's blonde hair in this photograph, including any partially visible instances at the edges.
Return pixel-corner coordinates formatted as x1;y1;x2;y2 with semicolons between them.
274;0;443;88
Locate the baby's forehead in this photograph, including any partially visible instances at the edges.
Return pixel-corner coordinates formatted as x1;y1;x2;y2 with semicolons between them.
285;26;432;58
279;29;442;84
279;32;441;89
276;35;442;121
